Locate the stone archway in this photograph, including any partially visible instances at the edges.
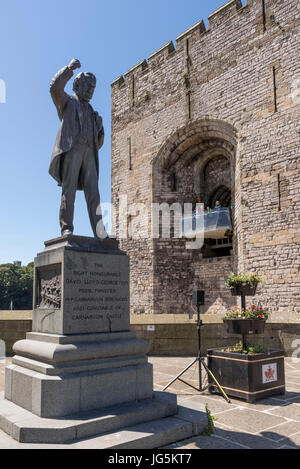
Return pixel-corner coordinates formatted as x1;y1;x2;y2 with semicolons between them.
150;118;239;315
152;118;237;206
152;119;237;169
209;185;231;208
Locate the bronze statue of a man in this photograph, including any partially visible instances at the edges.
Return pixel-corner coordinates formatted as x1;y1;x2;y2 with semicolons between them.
49;58;107;238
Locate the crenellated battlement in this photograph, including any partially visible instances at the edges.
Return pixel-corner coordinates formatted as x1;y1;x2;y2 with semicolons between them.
208;0;243;28
111;0;249;88
175;19;206;44
148;41;175;62
124;59;148;78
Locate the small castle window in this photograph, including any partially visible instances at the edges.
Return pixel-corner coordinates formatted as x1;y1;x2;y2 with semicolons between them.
171;172;177;192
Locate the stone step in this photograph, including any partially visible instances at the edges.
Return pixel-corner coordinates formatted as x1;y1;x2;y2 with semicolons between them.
0;391;178;443
67;414;196;449
0;393;207;449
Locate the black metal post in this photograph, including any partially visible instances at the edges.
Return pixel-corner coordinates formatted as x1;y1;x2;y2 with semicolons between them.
241;293;246;311
241;293;247;349
197;303;202;391
161;291;230;403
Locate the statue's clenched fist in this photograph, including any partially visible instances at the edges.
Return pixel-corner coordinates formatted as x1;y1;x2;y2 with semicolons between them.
68;58;81;71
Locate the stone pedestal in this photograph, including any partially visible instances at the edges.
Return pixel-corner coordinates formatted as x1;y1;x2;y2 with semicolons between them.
33;235;130;335
0;236;178;442
6;331;153;418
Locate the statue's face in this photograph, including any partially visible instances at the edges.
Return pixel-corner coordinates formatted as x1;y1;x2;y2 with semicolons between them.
77;77;96;102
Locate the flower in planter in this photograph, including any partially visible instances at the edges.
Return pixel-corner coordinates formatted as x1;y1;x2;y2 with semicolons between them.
222;341;269;355
224;303;268;320
225;272;264;289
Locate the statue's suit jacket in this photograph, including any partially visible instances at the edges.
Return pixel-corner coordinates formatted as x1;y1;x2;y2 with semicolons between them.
49;66;104;190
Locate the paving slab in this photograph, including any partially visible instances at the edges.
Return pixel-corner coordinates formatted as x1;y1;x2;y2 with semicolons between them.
212;407;287;434
166;433;249;449
214;423;281;449
289;396;300;404
267;403;300;421
277;432;300;448
229;397;292;412
270;390;300;402
260;420;300;441
178;394;234;414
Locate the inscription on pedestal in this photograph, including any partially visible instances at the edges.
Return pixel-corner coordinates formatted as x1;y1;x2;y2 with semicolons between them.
63;251;130;334
33;239;130;335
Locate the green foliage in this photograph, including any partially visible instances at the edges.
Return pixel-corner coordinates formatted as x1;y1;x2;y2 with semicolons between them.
143;91;150;102
247;343;268;355
183;73;190;88
0;262;33;310
223;341;269;355
224;303;268;320
200;404;217;436
225;272;264;289
270;14;285;32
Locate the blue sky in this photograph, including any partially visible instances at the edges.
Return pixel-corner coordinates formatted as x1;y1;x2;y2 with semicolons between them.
0;0;245;265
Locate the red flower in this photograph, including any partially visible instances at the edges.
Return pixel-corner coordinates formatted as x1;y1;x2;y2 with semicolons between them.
259;314;264;318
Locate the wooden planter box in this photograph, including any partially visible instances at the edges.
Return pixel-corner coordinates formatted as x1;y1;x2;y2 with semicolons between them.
223;318;265;335
207;349;285;403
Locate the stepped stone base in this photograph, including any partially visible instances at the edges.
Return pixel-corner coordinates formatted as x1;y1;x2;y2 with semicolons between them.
0;235;205;448
0;391;207;448
0;391;177;443
5;331;153;418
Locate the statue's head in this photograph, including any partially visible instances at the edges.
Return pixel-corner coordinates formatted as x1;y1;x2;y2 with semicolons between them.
73;72;96;102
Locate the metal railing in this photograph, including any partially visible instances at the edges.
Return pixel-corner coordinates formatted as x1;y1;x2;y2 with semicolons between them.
181;207;232;239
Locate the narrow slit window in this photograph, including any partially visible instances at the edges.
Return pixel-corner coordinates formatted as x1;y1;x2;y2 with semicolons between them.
277;173;281;211
128;136;132;170
262;0;266;31
187;92;191;120
186;38;190;73
273;66;278;113
131;75;135;106
171;172;177;191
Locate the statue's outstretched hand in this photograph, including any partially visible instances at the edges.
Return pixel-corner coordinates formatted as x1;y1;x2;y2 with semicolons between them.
68;59;81;71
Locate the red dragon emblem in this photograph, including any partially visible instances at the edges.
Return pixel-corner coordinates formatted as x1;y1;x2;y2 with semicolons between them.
265;366;275;381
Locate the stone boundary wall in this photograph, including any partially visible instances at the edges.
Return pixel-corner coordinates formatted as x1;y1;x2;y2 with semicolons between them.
0;312;32;356
131;322;300;357
0;312;298;356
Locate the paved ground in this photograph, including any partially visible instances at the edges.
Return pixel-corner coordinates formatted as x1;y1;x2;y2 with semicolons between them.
150;356;300;449
0;356;300;449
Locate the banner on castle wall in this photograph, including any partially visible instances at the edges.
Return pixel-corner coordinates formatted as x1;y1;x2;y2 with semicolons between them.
262;363;277;384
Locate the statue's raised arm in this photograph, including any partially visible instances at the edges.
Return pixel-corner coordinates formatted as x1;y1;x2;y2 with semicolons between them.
49;59;107;239
50;59;81;120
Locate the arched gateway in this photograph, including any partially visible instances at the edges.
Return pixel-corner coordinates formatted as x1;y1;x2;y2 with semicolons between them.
150;119;239;315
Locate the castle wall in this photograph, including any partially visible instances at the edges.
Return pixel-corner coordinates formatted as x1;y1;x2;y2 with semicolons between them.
111;0;300;321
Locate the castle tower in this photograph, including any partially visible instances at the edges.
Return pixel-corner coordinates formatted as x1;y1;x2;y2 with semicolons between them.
111;0;300;323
